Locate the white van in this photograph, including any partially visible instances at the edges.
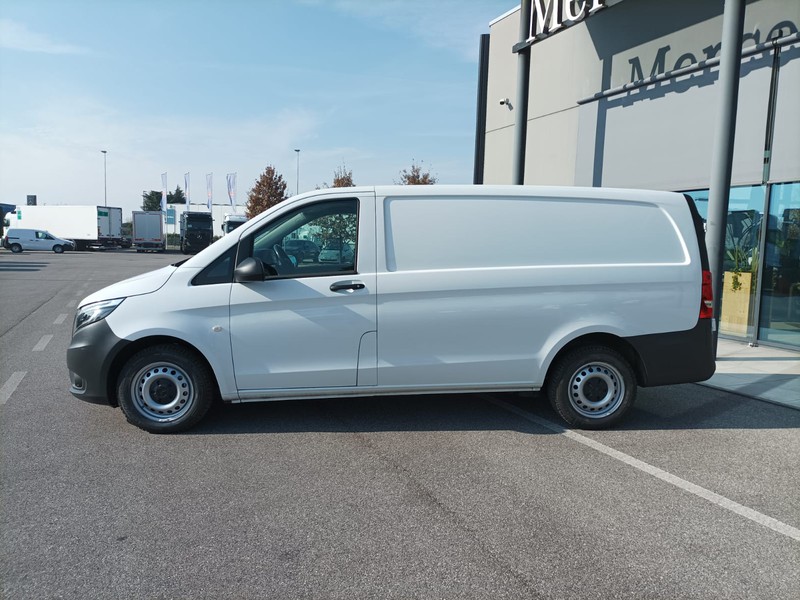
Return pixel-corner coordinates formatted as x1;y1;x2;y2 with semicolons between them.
67;186;715;433
3;228;75;253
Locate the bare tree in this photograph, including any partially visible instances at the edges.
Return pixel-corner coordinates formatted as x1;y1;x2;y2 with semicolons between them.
332;163;354;187
317;163;355;189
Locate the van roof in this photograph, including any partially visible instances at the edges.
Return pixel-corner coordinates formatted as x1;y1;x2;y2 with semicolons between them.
288;184;685;206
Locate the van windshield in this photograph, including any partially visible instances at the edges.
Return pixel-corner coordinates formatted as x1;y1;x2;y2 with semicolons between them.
187;222;212;231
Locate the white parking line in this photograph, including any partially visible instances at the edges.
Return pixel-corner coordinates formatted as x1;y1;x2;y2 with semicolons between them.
32;335;53;352
0;372;26;405
490;398;800;543
66;299;76;308
54;314;68;325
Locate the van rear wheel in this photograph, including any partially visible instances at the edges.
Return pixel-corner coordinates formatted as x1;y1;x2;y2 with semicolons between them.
117;344;214;433
10;243;22;253
547;346;636;429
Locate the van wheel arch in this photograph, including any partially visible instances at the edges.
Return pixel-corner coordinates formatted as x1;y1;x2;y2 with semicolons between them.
543;333;644;389
107;336;221;409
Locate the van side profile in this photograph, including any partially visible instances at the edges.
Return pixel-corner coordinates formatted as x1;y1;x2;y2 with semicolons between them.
3;228;75;253
67;186;715;433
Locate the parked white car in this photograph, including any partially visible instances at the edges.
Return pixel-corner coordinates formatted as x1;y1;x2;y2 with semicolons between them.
67;185;715;433
318;240;354;265
3;228;75;253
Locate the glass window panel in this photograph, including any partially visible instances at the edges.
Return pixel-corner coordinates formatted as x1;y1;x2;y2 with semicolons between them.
758;182;800;349
246;198;359;278
684;186;766;340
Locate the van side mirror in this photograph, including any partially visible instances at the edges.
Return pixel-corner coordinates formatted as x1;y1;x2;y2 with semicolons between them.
234;257;275;282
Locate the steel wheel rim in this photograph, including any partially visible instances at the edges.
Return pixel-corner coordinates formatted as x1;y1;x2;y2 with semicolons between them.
567;361;625;419
130;362;194;422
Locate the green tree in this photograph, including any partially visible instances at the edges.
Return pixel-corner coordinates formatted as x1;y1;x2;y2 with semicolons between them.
313;164;357;247
316;212;357;249
141;190;162;211
397;159;437;185
246;165;288;219
168;186;186;204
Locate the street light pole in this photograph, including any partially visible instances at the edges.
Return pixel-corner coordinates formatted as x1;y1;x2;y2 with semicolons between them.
294;148;300;196
101;150;108;207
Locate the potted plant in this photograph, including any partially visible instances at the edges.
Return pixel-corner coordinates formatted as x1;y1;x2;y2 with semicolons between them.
720;212;758;336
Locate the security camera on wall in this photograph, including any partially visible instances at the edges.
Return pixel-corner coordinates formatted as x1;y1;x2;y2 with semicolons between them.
499;98;512;109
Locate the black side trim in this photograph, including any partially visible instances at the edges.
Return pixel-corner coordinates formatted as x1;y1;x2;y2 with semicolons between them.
67;319;127;405
192;245;236;286
627;319;716;387
684;194;710;270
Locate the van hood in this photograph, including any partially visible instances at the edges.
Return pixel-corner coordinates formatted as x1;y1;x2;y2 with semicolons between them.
79;265;177;307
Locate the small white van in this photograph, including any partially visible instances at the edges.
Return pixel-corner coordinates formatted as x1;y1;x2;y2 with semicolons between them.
3;228;75;253
67;186;715;433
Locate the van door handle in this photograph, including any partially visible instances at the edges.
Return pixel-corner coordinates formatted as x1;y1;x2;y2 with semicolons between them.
330;280;365;292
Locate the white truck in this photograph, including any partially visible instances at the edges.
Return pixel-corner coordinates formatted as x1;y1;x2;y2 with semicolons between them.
221;213;247;235
132;211;165;252
6;205;123;251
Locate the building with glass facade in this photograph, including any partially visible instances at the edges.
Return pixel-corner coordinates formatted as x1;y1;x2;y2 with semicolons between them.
475;0;800;350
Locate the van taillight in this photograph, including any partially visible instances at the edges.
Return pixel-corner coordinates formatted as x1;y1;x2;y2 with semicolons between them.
700;270;713;319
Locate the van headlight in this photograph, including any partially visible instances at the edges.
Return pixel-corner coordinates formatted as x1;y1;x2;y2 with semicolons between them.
74;298;124;332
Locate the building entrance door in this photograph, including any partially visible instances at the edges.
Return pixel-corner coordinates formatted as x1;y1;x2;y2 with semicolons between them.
758;182;800;349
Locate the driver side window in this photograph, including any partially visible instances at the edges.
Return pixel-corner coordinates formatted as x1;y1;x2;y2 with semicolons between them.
245;198;359;278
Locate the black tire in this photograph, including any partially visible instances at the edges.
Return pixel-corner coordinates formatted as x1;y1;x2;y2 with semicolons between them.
10;243;22;253
53;244;64;254
116;344;215;433
546;345;636;429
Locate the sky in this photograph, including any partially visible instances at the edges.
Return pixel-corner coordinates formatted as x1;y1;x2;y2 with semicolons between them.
0;0;512;219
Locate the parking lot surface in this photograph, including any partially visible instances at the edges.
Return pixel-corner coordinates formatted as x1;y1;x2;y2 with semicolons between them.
1;249;798;599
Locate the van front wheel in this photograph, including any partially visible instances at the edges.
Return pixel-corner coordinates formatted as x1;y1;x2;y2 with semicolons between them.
117;344;214;433
547;346;636;429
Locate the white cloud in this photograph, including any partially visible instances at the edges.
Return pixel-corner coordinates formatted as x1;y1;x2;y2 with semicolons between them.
0;19;89;54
